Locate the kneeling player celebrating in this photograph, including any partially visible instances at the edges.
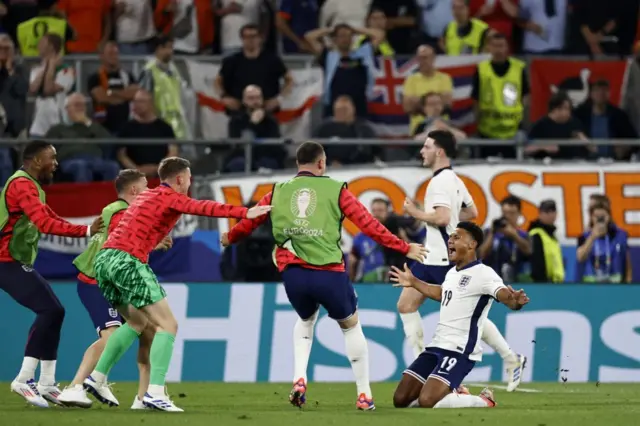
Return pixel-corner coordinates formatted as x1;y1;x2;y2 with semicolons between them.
390;222;529;409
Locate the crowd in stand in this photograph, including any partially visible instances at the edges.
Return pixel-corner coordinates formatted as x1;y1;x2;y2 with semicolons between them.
0;0;639;184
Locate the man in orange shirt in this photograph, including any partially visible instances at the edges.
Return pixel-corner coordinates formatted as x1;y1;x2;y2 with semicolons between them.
56;0;112;53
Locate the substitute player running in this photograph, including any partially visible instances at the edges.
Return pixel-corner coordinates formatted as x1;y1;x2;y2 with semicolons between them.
63;157;271;412
58;169;170;409
0;141;102;408
221;141;427;411
398;130;526;392
390;221;529;409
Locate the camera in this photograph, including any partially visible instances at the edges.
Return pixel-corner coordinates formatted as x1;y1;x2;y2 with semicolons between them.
492;217;507;232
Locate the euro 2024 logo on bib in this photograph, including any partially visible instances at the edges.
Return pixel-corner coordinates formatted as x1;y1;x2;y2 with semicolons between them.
502;82;518;107
290;188;317;227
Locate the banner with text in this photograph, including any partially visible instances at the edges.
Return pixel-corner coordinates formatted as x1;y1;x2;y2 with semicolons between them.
35;180;196;278
210;163;640;249
188;60;323;141
1;283;639;383
529;59;632;122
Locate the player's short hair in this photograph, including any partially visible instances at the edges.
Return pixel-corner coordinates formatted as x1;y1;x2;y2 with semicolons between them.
500;195;522;211
22;140;52;161
428;130;457;158
158;157;190;180
457;221;484;246
114;169;145;194
296;141;325;165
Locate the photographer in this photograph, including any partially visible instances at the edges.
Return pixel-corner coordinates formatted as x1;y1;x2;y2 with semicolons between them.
219;202;280;282
350;198;424;282
576;201;631;283
479;195;532;282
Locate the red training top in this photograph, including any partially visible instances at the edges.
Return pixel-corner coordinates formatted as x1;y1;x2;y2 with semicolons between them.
228;176;410;272
0;177;88;263
104;184;248;263
77;209;126;285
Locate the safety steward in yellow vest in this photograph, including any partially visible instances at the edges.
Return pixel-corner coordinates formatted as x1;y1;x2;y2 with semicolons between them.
529;200;565;283
17;9;73;58
442;0;489;55
474;33;529;156
353;8;395;57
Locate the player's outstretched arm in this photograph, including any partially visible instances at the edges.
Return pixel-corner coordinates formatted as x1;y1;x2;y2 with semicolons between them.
13;178;91;238
496;286;530;311
340;189;427;262
170;192;253;218
389;263;443;301
225;193;273;245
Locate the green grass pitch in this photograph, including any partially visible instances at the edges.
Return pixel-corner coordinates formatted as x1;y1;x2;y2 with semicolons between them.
1;382;640;426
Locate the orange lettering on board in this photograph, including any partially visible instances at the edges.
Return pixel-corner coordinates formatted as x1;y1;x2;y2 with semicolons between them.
605;172;640;238
346;176;407;235
543;172;599;238
490;172;538;229
414;175;487;225
220;183;274;229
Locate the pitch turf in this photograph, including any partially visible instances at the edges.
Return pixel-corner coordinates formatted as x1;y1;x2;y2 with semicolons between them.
1;382;639;426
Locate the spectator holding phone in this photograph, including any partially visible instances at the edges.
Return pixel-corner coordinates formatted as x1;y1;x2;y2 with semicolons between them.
478;195;532;282
576;201;631;283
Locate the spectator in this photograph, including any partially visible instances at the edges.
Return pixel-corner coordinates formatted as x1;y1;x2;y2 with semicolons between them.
275;0;318;54
0;34;28;138
56;0;111;53
413;92;466;141
472;32;528;158
16;3;73;58
402;45;453;135
569;0;631;56
87;41;138;136
589;193;610;210
216;24;293;115
319;0;371;29
441;0;489;55
416;0;452;51
305;24;380;118
512;0;567;55
527;91;591;159
0;0;41;46
218;0;262;55
313;95;377;166
469;0;518;52
529;199;565;283
226;85;284;171
139;35;192;140
46;93;118;183
573;80;638;160
349;199;391;283
478;195;532;282
28;33;75;138
369;0;418;54
0;104;13;186
114;0;155;55
153;0;215;54
117;89;178;177
576;201;631;283
353;8;395;57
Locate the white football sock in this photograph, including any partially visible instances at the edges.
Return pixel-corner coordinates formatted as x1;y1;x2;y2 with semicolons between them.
16;357;39;382
39;360;57;386
482;319;516;362
399;312;424;359
147;384;165;396
408;399;420;408
90;370;107;384
292;310;318;383
343;322;372;398
434;393;489;408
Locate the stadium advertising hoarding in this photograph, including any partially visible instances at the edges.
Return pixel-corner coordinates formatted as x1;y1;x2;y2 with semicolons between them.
1;283;639;383
210;163;640;248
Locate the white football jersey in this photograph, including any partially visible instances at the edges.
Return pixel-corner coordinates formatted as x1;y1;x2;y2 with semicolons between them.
427;261;506;361
423;167;474;265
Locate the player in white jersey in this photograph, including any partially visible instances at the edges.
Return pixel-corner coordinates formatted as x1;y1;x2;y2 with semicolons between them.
390;221;530;408
398;130;526;392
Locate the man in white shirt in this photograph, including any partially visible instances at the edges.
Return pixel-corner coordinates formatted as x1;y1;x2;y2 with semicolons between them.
390;221;530;409
114;0;155;55
398;130;526;392
28;34;76;137
220;0;262;55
